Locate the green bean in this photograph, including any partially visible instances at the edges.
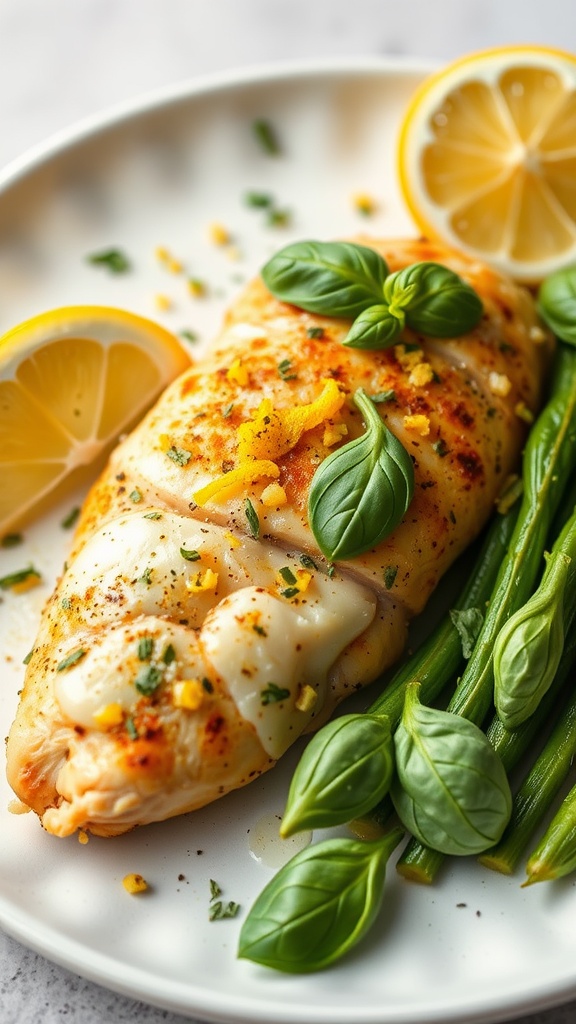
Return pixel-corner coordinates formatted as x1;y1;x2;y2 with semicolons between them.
396;345;576;883
524;778;576;884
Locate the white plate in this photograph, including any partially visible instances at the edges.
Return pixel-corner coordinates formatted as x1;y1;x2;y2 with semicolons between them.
1;58;575;1024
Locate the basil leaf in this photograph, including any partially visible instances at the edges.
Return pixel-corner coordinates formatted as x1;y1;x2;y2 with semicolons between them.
343;304;403;350
281;713;394;836
308;388;414;561
538;264;576;345
494;549;571;730
238;830;403;972
384;262;483;337
261;240;388;317
391;682;512;855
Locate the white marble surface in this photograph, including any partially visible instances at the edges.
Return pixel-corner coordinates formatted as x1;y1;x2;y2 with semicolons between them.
2;2;576;1022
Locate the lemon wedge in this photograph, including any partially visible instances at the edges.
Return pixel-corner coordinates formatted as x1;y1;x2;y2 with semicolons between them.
0;305;191;534
398;45;576;282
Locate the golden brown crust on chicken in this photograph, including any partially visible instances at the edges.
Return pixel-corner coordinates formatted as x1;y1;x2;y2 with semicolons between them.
6;237;553;838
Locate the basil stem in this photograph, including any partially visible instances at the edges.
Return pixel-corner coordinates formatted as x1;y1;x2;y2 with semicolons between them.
261;240;388;317
280;714;394;836
538;263;576;346
494;505;576;730
238;829;403;973
391;682;512;856
308;388;414;561
383;262;484;338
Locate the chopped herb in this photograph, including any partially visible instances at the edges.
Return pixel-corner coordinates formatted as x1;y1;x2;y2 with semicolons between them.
280;586;300;599
209;900;241;921
86;248;131;274
253;119;280;155
210;879;222;901
166;445;192;466
180;329;198;344
61;507;80;529
125;716;138;740
22;649;34;665
1;533;23;548
383;565;398;590
162;643;176;665
327;563;335;578
277;358;297;381
201;677;214;693
143;511;162;520
0;566;41;590
139;567;153;585
61;597;72;610
279;566;297;585
306;327;324;339
449;510;457;524
244;191;273;208
129;488;143;503
137;636;154;661
371;389;396;404
433;438;449;457
261;682;291;705
267;207;290;228
449;607;485;659
245;499;260;538
180;547;201;561
252;624;267;636
222;402;235;418
57;648;86;672
300;553;318;571
134;664;164;696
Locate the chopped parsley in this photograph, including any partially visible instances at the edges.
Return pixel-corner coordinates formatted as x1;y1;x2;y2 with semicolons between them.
383;565;398;590
162;643;176;665
371;389;396;404
61;597;72;610
450;607;485;659
252;624;267;636
1;533;23;548
222;402;235;418
245;499;260;539
306;327;324;339
166;445;192;466
137;636;154;661
61;507;80;529
279;566;297;585
86;248;131;274
134;664;163;696
125;716;138;741
0;566;41;590
432;438;449;457
22;648;34;665
201;677;214;693
180;546;201;561
280;586;300;599
139;567;153;586
56;648;86;672
260;682;291;705
243;191;273;208
209;901;241;921
209;879;222;901
299;553;318;571
252;119;280;155
129;488;143;503
180;329;198;344
277;358;297;381
143;511;162;520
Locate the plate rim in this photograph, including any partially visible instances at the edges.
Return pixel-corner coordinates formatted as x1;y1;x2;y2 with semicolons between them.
1;54;574;1024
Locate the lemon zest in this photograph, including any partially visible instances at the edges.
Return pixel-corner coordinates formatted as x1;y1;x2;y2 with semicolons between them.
237;379;345;463
193;460;279;506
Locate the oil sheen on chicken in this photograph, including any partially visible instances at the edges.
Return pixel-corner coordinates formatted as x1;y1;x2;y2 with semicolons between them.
6;237;552;837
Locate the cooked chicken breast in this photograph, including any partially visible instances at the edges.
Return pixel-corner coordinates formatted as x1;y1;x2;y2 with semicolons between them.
6;238;552;837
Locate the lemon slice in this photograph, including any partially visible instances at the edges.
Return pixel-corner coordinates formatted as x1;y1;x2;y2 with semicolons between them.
398;45;576;282
0;305;191;534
